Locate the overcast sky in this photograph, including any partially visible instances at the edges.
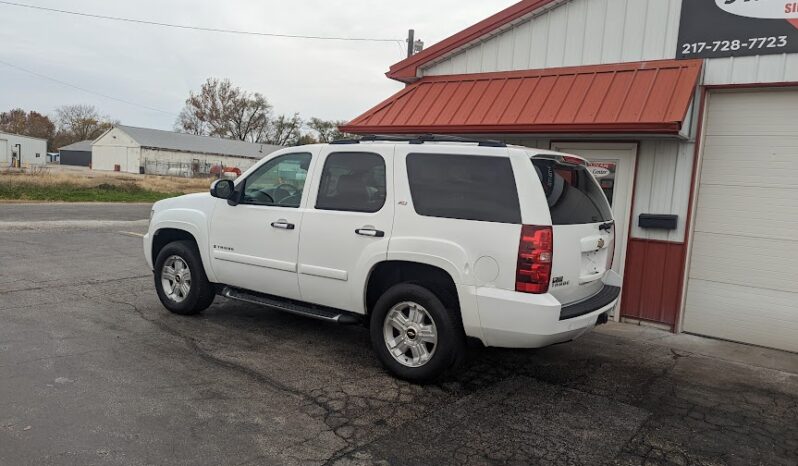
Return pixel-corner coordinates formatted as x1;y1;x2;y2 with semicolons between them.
1;0;517;130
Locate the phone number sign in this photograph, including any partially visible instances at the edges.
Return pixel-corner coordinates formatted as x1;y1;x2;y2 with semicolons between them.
677;0;798;59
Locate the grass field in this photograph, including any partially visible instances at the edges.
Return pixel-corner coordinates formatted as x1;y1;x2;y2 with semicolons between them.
0;168;211;202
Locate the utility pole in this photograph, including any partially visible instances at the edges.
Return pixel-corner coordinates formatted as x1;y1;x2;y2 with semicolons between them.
406;29;415;58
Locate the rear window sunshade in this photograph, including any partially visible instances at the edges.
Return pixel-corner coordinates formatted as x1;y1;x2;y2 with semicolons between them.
532;158;612;225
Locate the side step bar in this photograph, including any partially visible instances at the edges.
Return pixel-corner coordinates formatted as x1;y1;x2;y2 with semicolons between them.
221;286;362;325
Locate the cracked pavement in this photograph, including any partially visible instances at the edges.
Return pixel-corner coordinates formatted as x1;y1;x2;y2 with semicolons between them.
1;203;797;465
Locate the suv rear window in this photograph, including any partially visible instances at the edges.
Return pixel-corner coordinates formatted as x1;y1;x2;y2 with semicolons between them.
407;153;521;224
532;158;612;225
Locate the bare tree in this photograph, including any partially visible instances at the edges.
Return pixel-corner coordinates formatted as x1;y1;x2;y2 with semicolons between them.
260;113;303;146
307;117;351;143
175;107;207;135
176;78;273;142
54;104;116;146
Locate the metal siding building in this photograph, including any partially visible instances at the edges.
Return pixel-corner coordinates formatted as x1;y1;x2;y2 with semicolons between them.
344;0;798;352
58;140;93;167
92;126;282;175
0;132;48;168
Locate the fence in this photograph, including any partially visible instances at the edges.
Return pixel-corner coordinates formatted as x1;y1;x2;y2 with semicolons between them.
143;158;243;179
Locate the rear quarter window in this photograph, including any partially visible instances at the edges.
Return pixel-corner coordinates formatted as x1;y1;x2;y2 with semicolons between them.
532;158;612;225
406;153;521;224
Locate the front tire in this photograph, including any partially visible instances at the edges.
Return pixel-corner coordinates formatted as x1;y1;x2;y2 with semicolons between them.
154;240;215;315
370;284;465;382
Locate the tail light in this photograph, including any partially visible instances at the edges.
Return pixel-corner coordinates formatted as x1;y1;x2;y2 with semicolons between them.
516;225;553;294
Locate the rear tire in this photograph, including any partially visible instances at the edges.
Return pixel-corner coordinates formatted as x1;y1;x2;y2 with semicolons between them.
154;240;215;315
370;283;465;382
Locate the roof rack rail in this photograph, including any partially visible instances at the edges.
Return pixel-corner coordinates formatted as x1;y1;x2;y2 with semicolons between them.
330;134;506;148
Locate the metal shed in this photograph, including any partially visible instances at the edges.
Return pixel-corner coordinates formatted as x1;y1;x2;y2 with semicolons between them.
92;125;282;176
0;131;48;168
58;140;93;167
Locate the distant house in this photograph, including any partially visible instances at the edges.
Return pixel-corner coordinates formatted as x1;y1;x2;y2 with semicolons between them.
92;125;282;175
58;140;93;167
0;131;47;168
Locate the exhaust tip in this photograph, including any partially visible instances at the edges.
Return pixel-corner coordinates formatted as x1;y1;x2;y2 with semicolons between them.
596;312;609;326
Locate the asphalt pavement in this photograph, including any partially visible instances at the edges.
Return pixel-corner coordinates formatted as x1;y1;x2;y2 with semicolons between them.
0;203;796;466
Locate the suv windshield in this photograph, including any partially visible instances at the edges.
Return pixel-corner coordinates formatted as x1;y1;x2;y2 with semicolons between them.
531;158;612;225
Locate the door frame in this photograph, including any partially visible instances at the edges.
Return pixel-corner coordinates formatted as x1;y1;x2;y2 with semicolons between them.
549;141;639;322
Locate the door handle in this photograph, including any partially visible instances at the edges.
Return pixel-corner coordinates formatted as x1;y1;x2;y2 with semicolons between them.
355;228;385;238
271;221;295;230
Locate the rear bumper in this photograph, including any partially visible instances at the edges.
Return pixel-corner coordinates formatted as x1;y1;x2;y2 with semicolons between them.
473;285;619;348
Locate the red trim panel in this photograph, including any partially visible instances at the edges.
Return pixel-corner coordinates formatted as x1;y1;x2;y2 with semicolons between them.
388;0;558;82
620;239;686;328
343;60;703;135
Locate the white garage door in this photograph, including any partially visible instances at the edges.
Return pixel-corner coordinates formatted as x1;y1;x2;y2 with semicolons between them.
684;89;798;353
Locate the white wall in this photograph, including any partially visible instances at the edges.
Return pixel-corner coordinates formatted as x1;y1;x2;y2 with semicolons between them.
421;0;798;87
704;54;798;85
423;0;682;76
631;140;693;242
92;127;141;173
0;132;47;167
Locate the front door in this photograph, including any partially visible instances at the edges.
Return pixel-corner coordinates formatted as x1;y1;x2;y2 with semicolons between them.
297;147;394;313
209;151;316;300
550;143;637;313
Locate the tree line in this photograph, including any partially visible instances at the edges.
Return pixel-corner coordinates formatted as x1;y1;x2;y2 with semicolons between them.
1;78;352;152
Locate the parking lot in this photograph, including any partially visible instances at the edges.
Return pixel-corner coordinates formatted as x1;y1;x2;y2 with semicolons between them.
1;203;796;466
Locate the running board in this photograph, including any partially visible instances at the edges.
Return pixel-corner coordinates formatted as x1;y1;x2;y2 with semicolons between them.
221;287;362;325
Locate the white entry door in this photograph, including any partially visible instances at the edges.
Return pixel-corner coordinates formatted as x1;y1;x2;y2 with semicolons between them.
550;142;638;282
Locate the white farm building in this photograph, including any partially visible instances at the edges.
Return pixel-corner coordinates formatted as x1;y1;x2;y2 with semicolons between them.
0;131;48;168
92;126;282;176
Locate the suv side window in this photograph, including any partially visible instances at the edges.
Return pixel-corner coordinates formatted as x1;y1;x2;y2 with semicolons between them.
315;152;386;213
241;153;312;207
406;153;521;224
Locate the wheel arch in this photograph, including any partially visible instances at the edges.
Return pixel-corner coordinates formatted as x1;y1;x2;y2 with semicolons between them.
151;221;216;282
364;260;461;316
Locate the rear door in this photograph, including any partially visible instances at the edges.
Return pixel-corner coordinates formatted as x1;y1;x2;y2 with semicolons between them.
531;157;615;305
296;147;394;313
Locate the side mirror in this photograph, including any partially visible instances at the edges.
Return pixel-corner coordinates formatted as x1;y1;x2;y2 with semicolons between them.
210;179;235;200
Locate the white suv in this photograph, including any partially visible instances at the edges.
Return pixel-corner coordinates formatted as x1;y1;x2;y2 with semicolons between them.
144;135;620;381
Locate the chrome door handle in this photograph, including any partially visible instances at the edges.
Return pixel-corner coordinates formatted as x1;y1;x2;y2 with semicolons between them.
271;221;295;230
355;228;385;238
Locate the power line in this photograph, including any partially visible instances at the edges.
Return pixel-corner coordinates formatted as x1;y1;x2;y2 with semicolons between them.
0;1;404;43
0;58;178;116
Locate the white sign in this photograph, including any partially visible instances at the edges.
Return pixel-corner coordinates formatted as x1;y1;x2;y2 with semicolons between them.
716;0;798;19
589;167;611;178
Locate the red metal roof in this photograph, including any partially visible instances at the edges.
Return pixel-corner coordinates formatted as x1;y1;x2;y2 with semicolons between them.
342;59;703;135
388;0;558;82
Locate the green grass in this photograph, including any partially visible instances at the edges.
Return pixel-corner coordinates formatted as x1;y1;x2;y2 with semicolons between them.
0;181;184;203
